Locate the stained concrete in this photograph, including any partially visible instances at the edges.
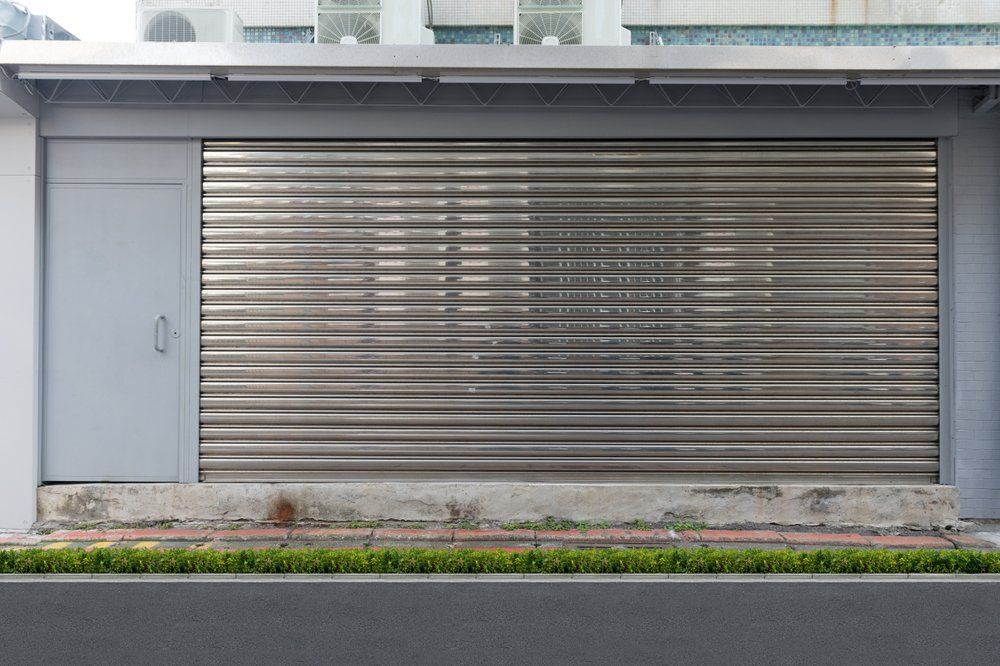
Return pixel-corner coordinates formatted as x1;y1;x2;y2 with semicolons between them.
36;483;960;529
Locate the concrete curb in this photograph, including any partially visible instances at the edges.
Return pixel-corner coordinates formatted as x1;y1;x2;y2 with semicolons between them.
2;573;1000;582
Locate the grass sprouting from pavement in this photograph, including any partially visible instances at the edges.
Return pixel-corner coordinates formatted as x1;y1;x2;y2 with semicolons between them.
501;518;612;531
2;548;1000;575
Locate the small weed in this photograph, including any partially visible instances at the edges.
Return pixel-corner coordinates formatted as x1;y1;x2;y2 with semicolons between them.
224;523;243;531
154;521;176;530
501;517;609;532
103;522;149;530
672;521;708;532
36;528;54;535
629;519;653;531
502;517;574;531
73;522;100;531
346;520;382;529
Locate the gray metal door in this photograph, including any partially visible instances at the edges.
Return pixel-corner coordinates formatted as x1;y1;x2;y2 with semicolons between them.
44;185;183;481
201;140;938;483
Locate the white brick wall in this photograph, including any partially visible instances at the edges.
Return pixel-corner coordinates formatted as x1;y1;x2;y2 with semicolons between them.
953;89;1000;518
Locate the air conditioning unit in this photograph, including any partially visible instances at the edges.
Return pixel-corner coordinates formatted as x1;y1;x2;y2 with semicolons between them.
139;8;244;43
514;0;629;46
316;0;433;45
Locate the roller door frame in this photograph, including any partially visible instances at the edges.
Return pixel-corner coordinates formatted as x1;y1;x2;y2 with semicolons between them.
936;137;954;486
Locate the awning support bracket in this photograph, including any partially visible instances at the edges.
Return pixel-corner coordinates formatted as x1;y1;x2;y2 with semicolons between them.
973;85;1000;114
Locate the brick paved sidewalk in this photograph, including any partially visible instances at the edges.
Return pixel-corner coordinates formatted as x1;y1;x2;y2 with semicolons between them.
1;526;996;552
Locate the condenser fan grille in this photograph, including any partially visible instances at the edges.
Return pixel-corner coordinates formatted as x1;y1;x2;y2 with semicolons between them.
517;0;583;45
144;10;197;42
317;0;382;44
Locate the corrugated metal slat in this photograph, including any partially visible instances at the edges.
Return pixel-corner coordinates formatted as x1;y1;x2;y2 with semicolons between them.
201;140;938;482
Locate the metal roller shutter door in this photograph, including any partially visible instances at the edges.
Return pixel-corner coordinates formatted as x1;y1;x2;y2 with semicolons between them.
200;140;939;483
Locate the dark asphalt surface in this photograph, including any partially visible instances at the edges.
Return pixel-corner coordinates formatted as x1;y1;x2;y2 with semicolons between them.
2;581;999;664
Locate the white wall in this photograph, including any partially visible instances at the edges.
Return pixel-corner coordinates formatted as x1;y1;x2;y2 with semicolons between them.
0;116;41;531
382;0;435;44
582;0;630;46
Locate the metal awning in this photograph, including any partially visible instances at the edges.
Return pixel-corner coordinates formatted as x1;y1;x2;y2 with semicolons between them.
2;42;1000;85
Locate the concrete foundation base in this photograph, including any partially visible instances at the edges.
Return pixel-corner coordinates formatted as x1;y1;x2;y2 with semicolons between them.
36;483;961;529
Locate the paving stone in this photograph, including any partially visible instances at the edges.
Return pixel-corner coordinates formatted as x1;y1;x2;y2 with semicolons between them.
289;528;372;541
284;541;366;550
373;529;453;542
0;535;42;546
42;530;126;542
781;532;871;547
682;530;785;543
452;542;535;552
691;541;791;551
869;535;954;549
148;541;201;550
451;529;533;542
208;528;291;541
944;534;997;549
535;529;676;544
380;541;455;550
122;528;214;541
788;544;866;552
209;541;293;551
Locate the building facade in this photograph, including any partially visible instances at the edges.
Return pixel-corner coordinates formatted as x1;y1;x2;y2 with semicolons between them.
2;1;1000;529
135;0;1000;45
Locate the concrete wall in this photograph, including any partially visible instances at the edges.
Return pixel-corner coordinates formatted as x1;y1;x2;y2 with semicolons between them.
953;90;1000;518
36;482;961;530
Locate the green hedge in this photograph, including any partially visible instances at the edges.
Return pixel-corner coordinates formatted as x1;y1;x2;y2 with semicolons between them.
2;548;1000;575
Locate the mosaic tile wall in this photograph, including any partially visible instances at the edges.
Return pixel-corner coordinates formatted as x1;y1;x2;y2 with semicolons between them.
414;24;1000;46
240;24;1000;46
244;27;314;43
635;24;1000;46
428;26;515;45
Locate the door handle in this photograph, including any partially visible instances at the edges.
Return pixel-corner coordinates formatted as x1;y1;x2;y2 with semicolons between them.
154;315;167;352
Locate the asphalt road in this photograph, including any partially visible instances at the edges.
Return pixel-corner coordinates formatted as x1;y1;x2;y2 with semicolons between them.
2;581;999;664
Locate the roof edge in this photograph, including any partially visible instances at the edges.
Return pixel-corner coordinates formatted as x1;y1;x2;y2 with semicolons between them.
3;42;1000;84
